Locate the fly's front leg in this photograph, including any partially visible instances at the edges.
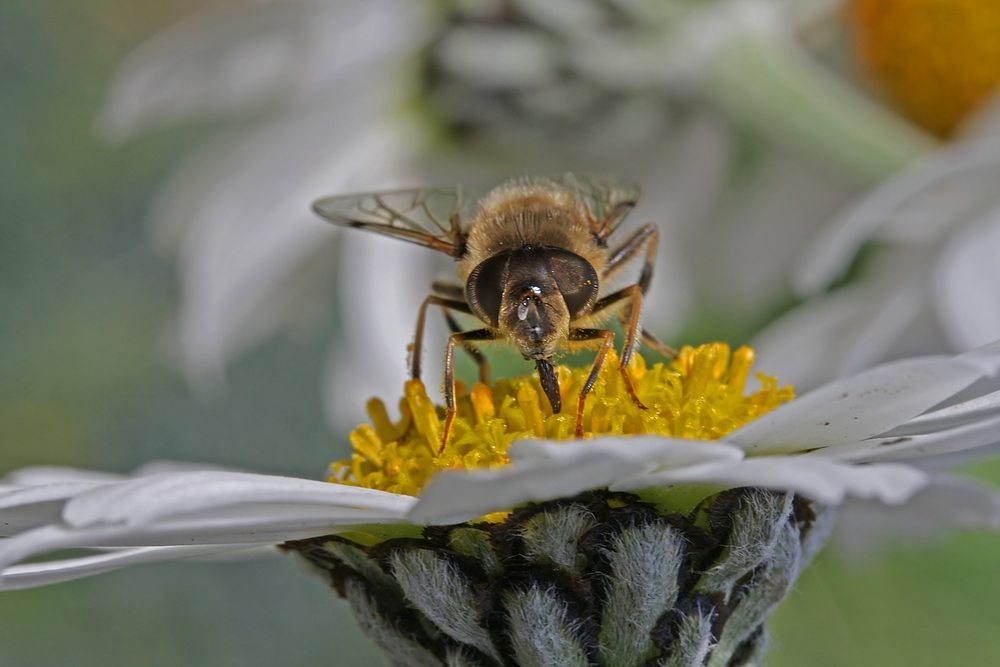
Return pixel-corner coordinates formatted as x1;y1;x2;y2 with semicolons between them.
441;328;496;452
411;294;473;381
443;311;491;385
587;285;648;410
567;328;615;438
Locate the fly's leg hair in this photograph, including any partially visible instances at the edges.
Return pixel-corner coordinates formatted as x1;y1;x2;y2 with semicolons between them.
602;223;677;359
411;295;474;381
442;328;497;452
567;328;616;437
443;311;491;385
585;285;649;412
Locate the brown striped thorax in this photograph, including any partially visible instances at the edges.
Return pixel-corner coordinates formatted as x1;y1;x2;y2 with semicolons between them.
313;174;671;448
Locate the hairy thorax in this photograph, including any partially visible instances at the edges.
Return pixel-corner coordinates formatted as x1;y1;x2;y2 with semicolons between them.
457;184;607;283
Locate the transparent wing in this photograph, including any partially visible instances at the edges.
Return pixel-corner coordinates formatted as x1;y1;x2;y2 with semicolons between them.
312;186;466;257
552;173;640;242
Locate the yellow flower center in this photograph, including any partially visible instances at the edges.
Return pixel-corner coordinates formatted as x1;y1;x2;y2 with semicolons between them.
329;343;793;496
848;0;1000;138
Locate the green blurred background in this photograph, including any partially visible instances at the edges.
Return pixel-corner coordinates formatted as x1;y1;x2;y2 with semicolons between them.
1;2;1000;665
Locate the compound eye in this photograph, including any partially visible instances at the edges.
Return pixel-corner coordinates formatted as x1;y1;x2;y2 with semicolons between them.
548;249;599;319
466;252;510;327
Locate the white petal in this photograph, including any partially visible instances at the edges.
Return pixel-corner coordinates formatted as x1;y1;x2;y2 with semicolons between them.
726;349;999;456
832;473;1000;561
751;278;924;391
0;502;410;578
0;544;272;591
129;460;246;476
794;138;1000;294
884;388;1000;437
0;483;106;536
408;438;744;525
97;0;420;139
509;437;743;467
86;504;407;545
62;471;414;528
932;205;1000;350
611;457;927;506
826;414;1000;463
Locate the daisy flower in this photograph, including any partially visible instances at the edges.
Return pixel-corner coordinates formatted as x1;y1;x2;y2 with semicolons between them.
4;341;1000;666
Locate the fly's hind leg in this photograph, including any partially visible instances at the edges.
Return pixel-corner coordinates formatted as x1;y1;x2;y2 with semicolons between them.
442;328;497;452
636;327;677;359
603;222;658;290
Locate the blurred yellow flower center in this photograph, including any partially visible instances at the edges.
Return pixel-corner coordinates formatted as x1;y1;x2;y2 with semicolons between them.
330;343;793;496
849;0;1000;138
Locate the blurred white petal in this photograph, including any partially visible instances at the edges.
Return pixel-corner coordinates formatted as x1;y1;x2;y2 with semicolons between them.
794;139;1000;295
514;0;613;35
165;102;421;391
727;349;997;456
833;473;1000;561
691;144;859;315
98;0;421;139
323;232;444;427
932;206;1000;351
0;544;272;592
752;279;924;391
612;457;927;506
407;438;744;525
436;27;559;88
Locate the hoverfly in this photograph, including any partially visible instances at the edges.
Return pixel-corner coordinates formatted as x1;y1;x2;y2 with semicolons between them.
313;174;673;449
